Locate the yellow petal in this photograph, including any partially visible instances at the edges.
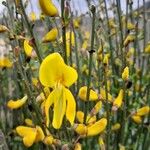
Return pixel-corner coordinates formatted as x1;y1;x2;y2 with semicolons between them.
123;34;135;47
87;118;107;136
90;101;102;115
131;115;142;124
100;88;113;102
35;126;45;142
42;28;58;43
45;90;54;127
0;57;13;68
111;123;121;131
0;24;9;33
122;67;129;81
43;135;54;145
7;95;27;109
78;86;98;101
24;39;33;57
25;118;34;127
39;0;58;17
52;87;66;129
62;64;78;87
86;115;96;125
113;89;124;109
39;53;64;87
65;88;76;126
16;126;37;147
74;124;87;136
29;12;36;22
76;111;84;124
74;143;82;150
136;106;149;116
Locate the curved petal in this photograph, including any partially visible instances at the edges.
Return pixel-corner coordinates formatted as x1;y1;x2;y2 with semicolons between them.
78;86;98;101
65;88;76;125
7;95;27;109
24;39;33;57
16;126;37;147
35;126;45;142
39;53;64;87
45;91;54;127
52;87;66;129
62;65;78;87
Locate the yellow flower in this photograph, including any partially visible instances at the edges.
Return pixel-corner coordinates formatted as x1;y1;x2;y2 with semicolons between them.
43;135;54;145
100;88;113;102
111;123;121;131
98;137;105;149
78;86;98;101
136;106;149;116
7;95;27;109
76;111;96;124
39;53;77;129
25;118;34;127
39;0;58;17
0;24;9;33
74;118;107;137
74;143;82;150
127;22;136;30
42;28;58;43
122;67;129;81
131;115;142;124
112;89;124;110
24;39;36;58
0;57;13;68
123;34;135;47
81;40;88;50
90;101;102;116
103;54;109;65
59;31;75;57
87;118;107;136
73;18;80;28
29;12;36;22
144;42;150;53
16;125;44;147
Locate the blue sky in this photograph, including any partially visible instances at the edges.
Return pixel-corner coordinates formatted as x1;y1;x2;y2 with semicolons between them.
0;0;148;18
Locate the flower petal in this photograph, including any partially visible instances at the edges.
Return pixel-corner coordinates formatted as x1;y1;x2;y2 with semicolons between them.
35;126;45;142
7;95;27;109
52;87;66;129
39;53;64;87
16;126;37;147
78;86;98;101
62;65;78;87
65;88;76;125
24;39;33;57
45;91;54;127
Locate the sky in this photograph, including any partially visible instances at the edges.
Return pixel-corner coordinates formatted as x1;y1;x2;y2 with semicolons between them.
0;0;148;18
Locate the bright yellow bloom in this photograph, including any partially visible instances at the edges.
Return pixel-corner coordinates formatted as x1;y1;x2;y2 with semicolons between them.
76;111;96;124
59;31;75;57
42;28;58;43
7;95;27;109
74;118;107;137
87;118;107;136
16;125;44;147
111;123;121;131
39;0;58;17
74;124;87;136
100;88;113;102
24;39;36;58
74;143;82;150
122;67;129;81
29;12;36;22
144;42;150;53
131;115;142;124
136;106;149;116
39;53;77;129
43;135;54;145
112;89;124;110
90;101;102;116
0;57;13;68
0;24;9;33
127;22;136;30
25;118;34;127
124;34;135;47
78;86;98;101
